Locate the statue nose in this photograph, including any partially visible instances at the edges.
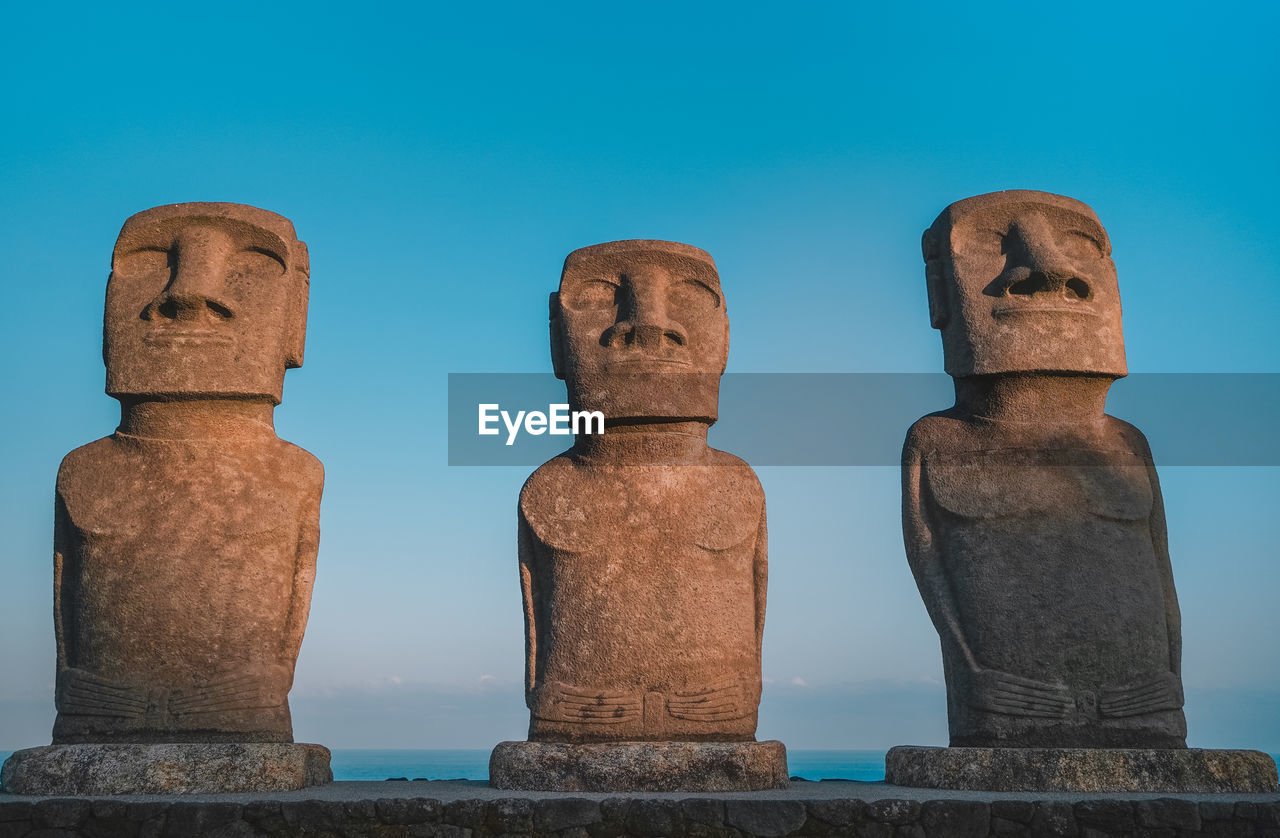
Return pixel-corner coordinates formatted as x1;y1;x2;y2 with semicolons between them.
601;283;687;349
141;230;236;322
1005;217;1093;300
603;320;687;349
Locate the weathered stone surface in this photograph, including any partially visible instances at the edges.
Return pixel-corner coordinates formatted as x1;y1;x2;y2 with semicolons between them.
906;191;1186;750
0;743;331;795
488;741;788;791
3;782;1280;837
500;240;780;790
886;746;1279;792
724;799;806;836
518;241;767;746
45;203;322;748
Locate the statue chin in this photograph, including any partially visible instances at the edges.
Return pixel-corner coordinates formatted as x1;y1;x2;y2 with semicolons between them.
567;371;721;426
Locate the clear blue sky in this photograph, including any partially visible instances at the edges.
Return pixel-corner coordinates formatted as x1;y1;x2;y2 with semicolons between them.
1;1;1277;750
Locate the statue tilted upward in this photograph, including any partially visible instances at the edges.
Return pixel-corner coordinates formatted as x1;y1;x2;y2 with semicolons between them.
887;190;1277;792
1;203;331;794
489;240;787;791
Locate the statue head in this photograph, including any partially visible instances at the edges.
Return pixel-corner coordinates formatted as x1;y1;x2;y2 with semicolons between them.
550;240;729;424
104;202;310;404
922;190;1126;378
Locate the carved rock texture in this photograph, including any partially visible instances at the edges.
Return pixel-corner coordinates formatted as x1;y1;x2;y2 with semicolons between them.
46;203;323;747
904;192;1187;751
0;743;332;794
489;741;789;792
886;746;1279;793
506;240;780;790
2;785;1278;836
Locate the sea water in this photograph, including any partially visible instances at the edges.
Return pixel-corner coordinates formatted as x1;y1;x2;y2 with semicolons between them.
327;749;892;782
4;749;1278;784
0;749;888;782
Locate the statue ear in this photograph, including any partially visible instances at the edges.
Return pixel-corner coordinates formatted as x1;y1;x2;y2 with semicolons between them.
922;228;949;331
549;292;566;380
283;242;310;369
719;312;730;374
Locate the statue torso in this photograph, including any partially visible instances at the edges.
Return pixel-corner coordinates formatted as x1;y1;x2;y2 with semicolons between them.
520;447;765;742
54;432;322;742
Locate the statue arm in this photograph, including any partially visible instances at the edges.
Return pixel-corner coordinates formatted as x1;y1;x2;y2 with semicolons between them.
518;509;538;709
751;499;768;707
903;429;1071;717
1097;435;1184;719
902;435;979;673
283;483;322;671
53;490;70;671
52;483;148;718
753;498;768;655
1145;458;1181;677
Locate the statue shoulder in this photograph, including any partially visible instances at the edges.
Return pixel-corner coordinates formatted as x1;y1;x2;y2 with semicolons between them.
272;439;325;487
704;446;765;500
518;454;577;517
56;436;127;496
1102;414;1155;462
903;412;970;461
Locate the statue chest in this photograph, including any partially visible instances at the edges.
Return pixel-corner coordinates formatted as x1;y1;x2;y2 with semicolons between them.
522;463;762;572
58;440;304;657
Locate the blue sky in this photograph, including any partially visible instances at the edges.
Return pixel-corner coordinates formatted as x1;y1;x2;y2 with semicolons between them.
1;1;1277;750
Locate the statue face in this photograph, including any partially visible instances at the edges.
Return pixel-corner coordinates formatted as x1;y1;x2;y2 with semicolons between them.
923;190;1127;377
104;203;309;402
552;240;729;423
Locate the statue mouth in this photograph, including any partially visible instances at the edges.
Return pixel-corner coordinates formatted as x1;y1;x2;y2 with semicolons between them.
991;303;1097;317
142;329;233;346
605;357;693;371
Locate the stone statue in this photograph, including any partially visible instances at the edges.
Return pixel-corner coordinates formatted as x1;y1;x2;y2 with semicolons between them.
887;190;1274;793
489;240;787;791
2;203;330;794
902;189;1185;750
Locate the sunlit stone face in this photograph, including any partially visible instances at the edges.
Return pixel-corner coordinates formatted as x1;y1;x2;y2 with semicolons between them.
551;240;729;422
924;190;1127;377
105;202;310;402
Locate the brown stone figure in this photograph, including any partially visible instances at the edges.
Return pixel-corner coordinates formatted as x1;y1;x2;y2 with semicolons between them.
1;203;331;795
886;190;1278;792
489;240;787;791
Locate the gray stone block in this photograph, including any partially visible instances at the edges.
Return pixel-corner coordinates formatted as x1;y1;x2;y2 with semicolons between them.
1;743;331;795
886;746;1279;793
488;740;788;791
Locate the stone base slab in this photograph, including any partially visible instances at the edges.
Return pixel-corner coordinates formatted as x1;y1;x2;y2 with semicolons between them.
0;742;332;795
489;740;789;791
886;745;1279;793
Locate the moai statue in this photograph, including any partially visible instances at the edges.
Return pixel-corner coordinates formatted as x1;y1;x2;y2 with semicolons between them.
886;190;1278;793
489;240;787;791
1;203;331;795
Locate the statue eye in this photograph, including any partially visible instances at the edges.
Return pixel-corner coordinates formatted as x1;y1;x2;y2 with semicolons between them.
115;248;171;276
563;279;619;311
226;248;285;279
667;279;720;314
1060;231;1105;261
956;230;1006;257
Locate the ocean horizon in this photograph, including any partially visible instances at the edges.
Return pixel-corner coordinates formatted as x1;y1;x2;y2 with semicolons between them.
3;749;1278;785
0;749;891;783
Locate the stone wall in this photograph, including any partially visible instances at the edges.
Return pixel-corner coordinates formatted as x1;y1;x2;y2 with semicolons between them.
3;792;1280;837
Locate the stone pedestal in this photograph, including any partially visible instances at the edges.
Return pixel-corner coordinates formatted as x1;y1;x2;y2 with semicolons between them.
886;745;1279;793
1;743;332;795
489;740;789;792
